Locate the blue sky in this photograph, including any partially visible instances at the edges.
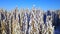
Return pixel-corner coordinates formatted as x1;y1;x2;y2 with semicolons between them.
0;0;60;11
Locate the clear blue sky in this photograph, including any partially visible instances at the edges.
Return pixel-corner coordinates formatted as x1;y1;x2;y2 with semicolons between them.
0;0;60;11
